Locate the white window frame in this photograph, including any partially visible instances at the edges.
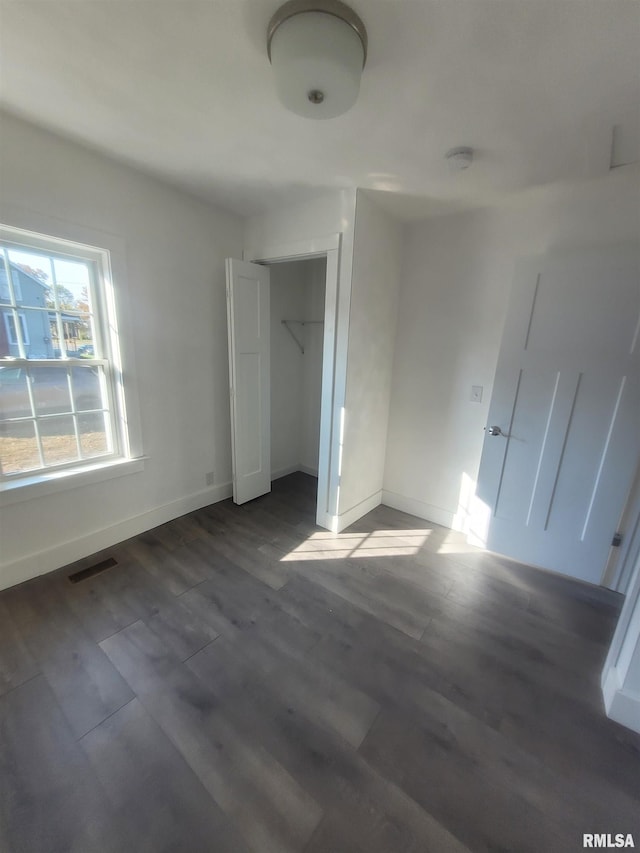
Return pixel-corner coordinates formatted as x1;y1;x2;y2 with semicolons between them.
0;222;144;498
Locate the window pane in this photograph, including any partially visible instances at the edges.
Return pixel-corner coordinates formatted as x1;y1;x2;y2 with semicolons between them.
52;258;92;311
5;249;51;302
78;412;109;458
40;416;79;466
0;366;31;420
30;366;72;415
71;366;103;411
0;420;41;474
0;263;25;305
13;308;53;358
57;311;95;358
0;266;8;305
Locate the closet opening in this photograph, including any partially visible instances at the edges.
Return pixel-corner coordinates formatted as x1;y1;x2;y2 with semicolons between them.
227;232;342;530
268;256;327;503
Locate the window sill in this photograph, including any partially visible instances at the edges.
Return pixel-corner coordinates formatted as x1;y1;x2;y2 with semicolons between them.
0;456;146;506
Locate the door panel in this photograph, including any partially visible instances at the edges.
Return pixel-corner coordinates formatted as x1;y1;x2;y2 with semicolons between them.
225;258;270;505
477;250;640;584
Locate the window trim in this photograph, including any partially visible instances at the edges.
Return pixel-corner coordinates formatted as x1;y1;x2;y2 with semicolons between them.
0;455;146;506
0;216;143;492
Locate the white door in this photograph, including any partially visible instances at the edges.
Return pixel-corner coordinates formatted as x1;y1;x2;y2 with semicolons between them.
225;258;271;504
476;249;640;585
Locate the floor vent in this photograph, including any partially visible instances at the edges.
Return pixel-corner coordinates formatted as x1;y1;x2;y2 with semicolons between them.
68;557;118;584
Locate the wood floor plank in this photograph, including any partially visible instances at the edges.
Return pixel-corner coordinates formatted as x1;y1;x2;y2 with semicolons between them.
185;634;472;853
188;630;380;749
3;577;134;739
66;554;220;661
422;600;607;710
0;596;39;696
80;697;251;853
497;679;640;803
101;620;323;853
360;687;639;851
125;535;207;596
0;676;128;853
359;707;570;853
290;556;437;639
1;473;638;852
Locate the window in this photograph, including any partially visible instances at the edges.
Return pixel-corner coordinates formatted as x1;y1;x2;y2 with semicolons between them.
0;226;132;482
3;312;29;346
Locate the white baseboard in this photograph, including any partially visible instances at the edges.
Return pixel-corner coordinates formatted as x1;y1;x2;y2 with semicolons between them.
334;490;382;533
271;464;319;481
602;665;621;708
0;481;233;592
602;667;640;734
381;489;455;529
299;464;318;477
271;464;301;481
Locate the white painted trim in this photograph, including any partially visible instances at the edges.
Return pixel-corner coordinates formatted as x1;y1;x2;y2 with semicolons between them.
601;549;640;733
299;464;318;477
602;664;621;709
333;489;382;533
271;464;300;481
0;480;233;591
316;247;340;524
0;206;144;462
271;464;319;481
245;233;340;264
602;674;640;735
0;456;146;506
242;232;347;537
381;489;456;529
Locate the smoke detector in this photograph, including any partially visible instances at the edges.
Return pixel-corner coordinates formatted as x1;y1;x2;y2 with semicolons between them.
446;147;474;171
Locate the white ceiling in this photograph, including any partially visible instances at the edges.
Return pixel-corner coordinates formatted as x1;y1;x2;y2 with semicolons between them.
1;0;638;219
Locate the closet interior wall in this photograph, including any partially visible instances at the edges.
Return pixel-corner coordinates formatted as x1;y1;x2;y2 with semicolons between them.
270;258;326;480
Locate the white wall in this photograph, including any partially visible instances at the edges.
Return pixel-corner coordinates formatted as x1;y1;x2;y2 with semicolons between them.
0;112;242;589
337;190;403;527
383;166;640;530
244;190;355;263
300;259;326;475
270;258;326;479
270;262;304;477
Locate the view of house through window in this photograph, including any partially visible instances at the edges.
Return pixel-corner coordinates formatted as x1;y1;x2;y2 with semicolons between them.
0;229;123;479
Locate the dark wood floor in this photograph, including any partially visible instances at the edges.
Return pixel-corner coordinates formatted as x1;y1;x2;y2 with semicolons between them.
1;473;639;853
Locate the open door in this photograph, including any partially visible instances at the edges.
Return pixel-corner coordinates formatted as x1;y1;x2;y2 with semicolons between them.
476;249;640;584
225;258;271;504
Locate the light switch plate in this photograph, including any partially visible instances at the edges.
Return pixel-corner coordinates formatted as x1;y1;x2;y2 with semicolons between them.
470;385;483;403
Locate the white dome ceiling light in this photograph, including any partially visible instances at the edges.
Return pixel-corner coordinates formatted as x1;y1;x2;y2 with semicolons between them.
267;0;368;120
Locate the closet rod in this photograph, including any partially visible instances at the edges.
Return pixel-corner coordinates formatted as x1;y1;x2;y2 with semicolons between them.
281;319;324;354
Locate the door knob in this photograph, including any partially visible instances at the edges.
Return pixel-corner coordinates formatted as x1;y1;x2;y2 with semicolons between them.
487;425;503;436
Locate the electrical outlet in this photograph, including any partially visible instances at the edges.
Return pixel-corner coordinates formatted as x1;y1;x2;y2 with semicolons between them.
470;385;483;403
205;471;215;486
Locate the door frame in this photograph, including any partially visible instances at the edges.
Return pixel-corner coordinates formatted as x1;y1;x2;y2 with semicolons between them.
603;461;640;593
245;234;343;531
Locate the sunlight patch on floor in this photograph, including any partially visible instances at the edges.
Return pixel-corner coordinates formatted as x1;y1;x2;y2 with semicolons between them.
279;529;432;562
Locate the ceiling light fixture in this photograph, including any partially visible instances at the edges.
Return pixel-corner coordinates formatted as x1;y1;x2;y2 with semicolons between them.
267;0;368;119
445;147;474;171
